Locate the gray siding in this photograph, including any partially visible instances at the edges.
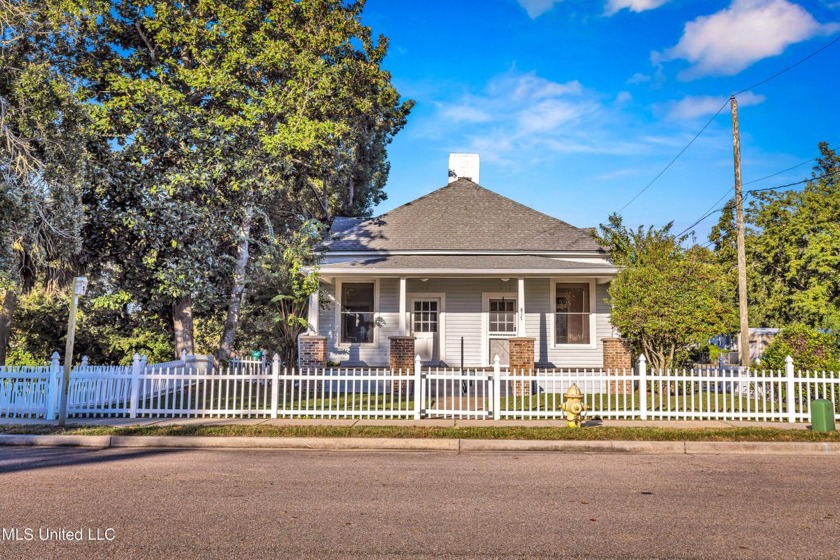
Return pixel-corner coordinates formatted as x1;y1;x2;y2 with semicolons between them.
319;279;400;366
411;278;514;367
317;277;612;368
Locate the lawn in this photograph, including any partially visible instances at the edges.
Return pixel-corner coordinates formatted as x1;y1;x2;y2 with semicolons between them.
1;423;839;442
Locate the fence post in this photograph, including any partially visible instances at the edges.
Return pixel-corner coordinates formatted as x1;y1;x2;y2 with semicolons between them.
270;353;281;419
414;354;422;420
45;352;61;420
129;353;141;419
785;355;795;424
493;354;501;421
638;355;648;421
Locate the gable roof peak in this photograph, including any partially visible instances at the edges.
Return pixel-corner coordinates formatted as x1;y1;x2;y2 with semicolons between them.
327;178;603;253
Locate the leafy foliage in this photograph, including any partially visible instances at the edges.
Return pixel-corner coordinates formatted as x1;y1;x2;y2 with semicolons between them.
599;213;737;369
237;220;321;366
2;0;411;364
1;0;101;363
759;324;840;372
711;142;840;332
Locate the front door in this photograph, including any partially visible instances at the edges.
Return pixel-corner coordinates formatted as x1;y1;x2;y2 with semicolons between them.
411;298;440;363
488;297;517;366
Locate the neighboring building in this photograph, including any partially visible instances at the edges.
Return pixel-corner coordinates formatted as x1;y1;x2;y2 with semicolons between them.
735;328;780;364
303;160;620;368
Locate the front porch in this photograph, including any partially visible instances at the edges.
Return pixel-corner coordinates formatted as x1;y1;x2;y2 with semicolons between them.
304;272;615;370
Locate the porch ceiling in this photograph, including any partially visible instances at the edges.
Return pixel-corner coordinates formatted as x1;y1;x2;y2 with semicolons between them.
317;254;617;277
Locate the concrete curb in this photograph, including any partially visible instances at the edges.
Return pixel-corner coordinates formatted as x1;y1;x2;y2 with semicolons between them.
0;434;112;447
109;436;459;451
684;441;840;455
1;434;839;455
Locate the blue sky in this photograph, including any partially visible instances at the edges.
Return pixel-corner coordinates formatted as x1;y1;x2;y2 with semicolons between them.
361;0;840;242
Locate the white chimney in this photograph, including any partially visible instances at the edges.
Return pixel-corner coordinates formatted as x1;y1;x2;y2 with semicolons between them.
448;153;480;184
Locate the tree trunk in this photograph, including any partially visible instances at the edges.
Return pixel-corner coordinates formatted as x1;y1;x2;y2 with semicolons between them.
172;296;195;358
218;203;254;363
0;290;18;366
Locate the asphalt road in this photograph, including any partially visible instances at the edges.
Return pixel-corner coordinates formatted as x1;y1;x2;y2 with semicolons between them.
0;447;838;559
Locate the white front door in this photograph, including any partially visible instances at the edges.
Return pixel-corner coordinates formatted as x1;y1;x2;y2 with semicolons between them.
487;297;517;366
411;298;440;363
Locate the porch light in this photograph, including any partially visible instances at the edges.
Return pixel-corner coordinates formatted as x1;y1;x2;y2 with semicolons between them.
501;278;510;282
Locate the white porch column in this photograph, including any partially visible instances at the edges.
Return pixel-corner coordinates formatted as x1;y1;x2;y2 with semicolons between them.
399;277;407;336
307;285;319;335
517;277;526;336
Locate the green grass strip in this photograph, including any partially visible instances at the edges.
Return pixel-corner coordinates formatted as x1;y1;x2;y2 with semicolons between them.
1;423;839;442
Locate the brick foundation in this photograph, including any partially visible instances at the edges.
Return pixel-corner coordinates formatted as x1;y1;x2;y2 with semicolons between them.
603;338;633;394
509;337;535;398
389;336;416;394
298;335;327;370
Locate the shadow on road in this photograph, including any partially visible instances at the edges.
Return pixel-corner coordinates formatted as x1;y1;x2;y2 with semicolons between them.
0;447;183;474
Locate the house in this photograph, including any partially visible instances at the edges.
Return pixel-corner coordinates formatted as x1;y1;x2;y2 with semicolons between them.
301;155;623;371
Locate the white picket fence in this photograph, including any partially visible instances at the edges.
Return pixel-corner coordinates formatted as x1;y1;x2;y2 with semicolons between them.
1;353;838;423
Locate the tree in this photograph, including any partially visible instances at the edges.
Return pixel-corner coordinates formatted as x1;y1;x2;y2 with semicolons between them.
747;142;840;331
0;1;95;364
712;142;840;332
62;0;411;359
598;214;737;370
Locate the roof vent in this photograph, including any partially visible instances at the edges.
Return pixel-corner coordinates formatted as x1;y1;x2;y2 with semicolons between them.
448;153;480;184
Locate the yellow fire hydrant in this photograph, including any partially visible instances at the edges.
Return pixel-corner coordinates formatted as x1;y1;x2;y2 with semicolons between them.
560;383;587;428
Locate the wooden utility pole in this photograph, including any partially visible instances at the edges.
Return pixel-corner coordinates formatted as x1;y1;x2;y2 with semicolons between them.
730;95;750;367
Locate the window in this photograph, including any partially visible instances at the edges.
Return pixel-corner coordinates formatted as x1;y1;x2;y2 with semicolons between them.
555;283;590;344
413;300;438;333
489;298;516;334
340;282;374;343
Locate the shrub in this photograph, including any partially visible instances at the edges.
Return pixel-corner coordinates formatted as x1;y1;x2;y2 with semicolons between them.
759;324;840;371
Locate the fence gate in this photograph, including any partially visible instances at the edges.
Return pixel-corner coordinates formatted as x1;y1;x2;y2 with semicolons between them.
421;368;492;419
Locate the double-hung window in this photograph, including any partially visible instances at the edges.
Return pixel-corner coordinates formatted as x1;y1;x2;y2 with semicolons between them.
340;282;374;344
555;283;590;345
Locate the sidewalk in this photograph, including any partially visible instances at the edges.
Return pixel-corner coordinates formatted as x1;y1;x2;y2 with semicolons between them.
2;417;835;456
0;416;813;429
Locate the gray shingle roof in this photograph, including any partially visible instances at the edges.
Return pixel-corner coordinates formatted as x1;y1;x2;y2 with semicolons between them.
319;255;616;273
325;179;603;252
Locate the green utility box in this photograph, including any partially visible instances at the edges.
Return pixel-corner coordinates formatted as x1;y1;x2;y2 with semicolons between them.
810;399;836;432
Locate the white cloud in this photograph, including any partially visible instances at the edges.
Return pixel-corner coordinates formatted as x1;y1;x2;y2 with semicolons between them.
420;70;651;163
516;0;562;18
615;91;633;106
437;104;493;123
661;91;766;120
595;168;643;180
660;0;839;79
516;98;598;135
627;72;651;84
491;73;583;101
606;0;670;15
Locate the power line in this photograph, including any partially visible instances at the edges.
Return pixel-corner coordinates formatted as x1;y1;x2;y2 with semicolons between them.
747;168;840;194
674;196;731;238
734;34;840;95
675;158;816;237
675;167;840;238
743;158;815;186
616;99;729;214
616;34;840;215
